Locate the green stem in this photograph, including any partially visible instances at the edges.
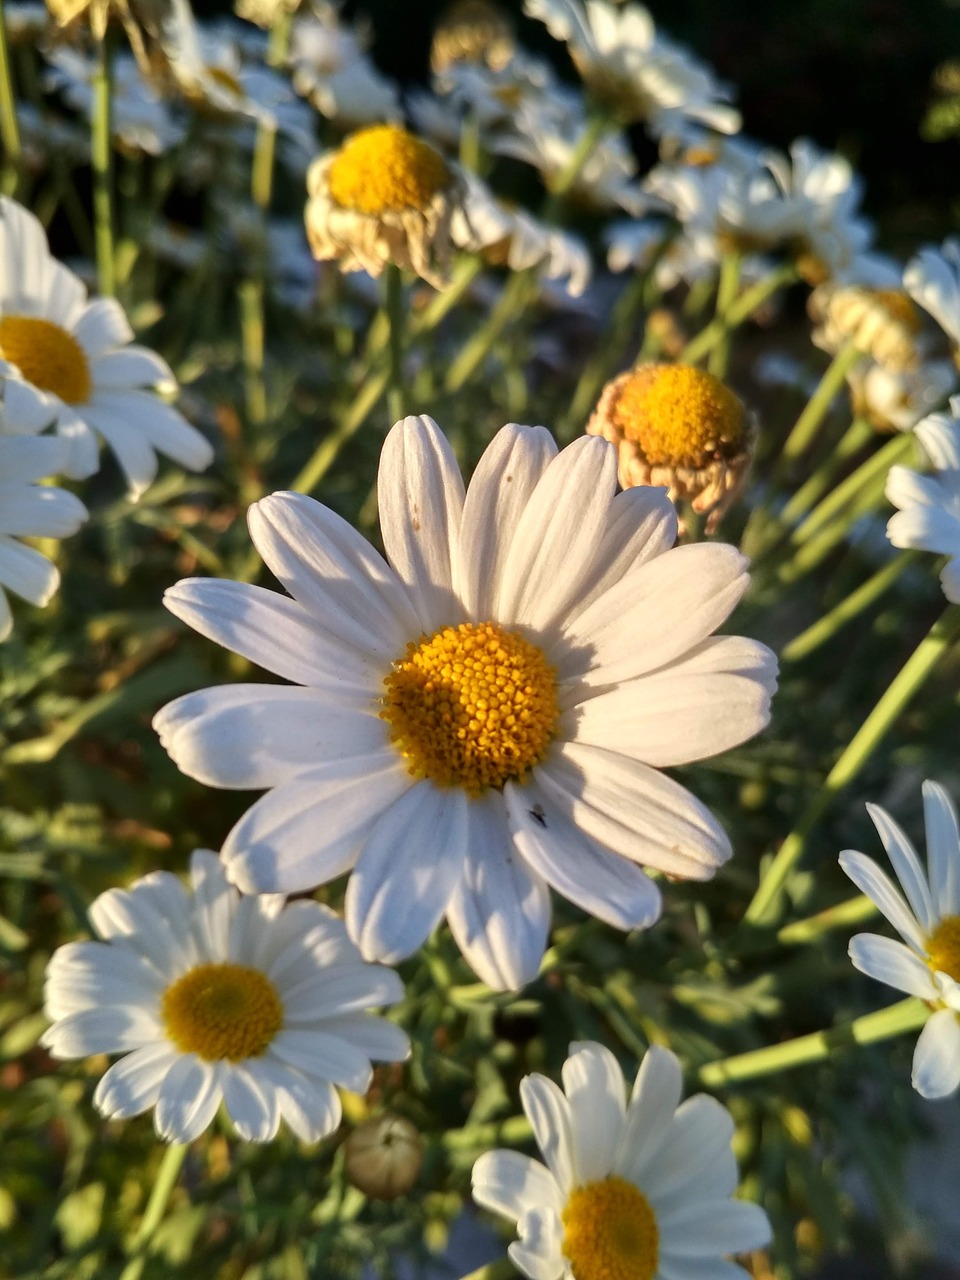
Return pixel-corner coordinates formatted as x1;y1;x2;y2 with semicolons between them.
775;341;862;469
707;251;741;380
0;0;21;195
780;416;874;527
455;1262;516;1280
91;29;116;296
385;263;406;422
789;430;915;548
698;998;928;1086
251;121;277;211
120;1143;189;1280
744;602;960;926
239;277;267;431
781;551;921;663
562;269;651;436
677;262;797;365
444;268;535;393
546;111;610;207
777;894;878;945
289;366;391;498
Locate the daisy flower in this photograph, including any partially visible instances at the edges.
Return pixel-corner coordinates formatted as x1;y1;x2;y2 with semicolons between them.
472;1040;771;1280
288;6;401;129
848;358;956;435
886;397;960;602
0;198;214;498
0;431;87;640
839;781;960;1099
154;416;777;991
41;850;409;1143
904;238;960;353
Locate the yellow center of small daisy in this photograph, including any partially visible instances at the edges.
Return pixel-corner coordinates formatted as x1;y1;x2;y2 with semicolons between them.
380;621;559;795
926;915;960;983
612;363;744;469
562;1176;660;1280
871;289;921;334
0;314;92;404
327;124;451;216
161;962;284;1062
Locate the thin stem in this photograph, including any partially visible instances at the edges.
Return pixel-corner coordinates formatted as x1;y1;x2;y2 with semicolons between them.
777;894;878;945
744;602;960;926
289;366;391;498
789;430;915;548
120;1143;189;1280
707;250;741;380
0;0;21;195
781;551;921;663
444;268;535;393
251;121;277;211
677;262;797;365
546;111;610;207
239;277;267;430
385;263;406;422
780;417;874;527
775;341;862;469
698;998;928;1086
91;29;116;296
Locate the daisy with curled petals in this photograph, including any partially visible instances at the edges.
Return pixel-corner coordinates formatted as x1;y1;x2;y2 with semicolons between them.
41;850;409;1143
0;198;214;498
839;781;960;1099
472;1040;771;1280
154;416;777;991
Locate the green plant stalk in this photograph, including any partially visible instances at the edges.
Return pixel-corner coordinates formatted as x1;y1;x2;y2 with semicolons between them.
239;277;268;432
698;998;928;1086
777;894;878;944
120;1143;189;1280
563;270;653;435
781;551;921;663
0;0;21;195
91;30;116;296
744;602;960;926
444;267;536;393
774;466;891;586
775;341;862;469
385;262;406;422
545;109;610;206
707;250;741;380
251;121;278;212
289;366;391;498
677;262;797;365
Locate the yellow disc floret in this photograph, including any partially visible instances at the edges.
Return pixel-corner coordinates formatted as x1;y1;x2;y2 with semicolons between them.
381;621;559;795
0;315;92;404
926;915;960;983
327;124;451;216
612;363;745;468
161;962;284;1062
871;289;922;335
562;1176;659;1280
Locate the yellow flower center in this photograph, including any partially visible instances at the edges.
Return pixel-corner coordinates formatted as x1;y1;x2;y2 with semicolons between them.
0;314;91;404
327;124;451;216
926;915;960;983
161;962;284;1062
381;621;559;796
562;1176;659;1280
612;363;745;468
871;289;921;335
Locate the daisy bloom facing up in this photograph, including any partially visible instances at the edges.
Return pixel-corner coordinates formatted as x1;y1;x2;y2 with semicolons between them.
304;124;464;288
0;198;214;498
154;416;777;991
472;1040;771;1280
41;850;409;1143
839;781;960;1099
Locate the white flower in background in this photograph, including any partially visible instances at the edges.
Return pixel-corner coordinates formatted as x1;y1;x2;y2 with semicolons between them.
3;0;53;45
452;173;592;296
44;47;186;156
525;0;740;136
436;48;568;133
606;216;776;293
154;417;777;991
848;358;956;434
288;6;400;129
472;1040;771;1280
406;88;465;153
13;103;88;175
904;238;960;352
42;850;409;1143
839;781;960;1099
0;431;87;640
0;199;213;498
886;397;960;601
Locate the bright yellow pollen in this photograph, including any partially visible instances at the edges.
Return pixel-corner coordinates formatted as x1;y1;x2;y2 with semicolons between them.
0;315;91;404
327;124;451;216
562;1176;659;1280
161;962;284;1062
872;289;921;335
926;915;960;983
612;363;745;468
381;621;559;796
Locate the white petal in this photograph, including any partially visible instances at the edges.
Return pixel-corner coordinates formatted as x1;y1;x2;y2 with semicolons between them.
446;792;551;991
280;960;403;1022
93;1043;178;1120
89;346;175;389
189;850;235;962
0;587;10;640
346;781;468;963
0;536;59;606
221;754;412;894
246;1056;341;1142
315;1013;410;1063
911;1008;960;1099
614;1044;683;1185
88;874;198;974
264;910;357;986
86;389;213;487
658;1199;772;1257
377;415;465;632
268;1028;372;1093
838;850;927;951
0;484;87;539
153;1056;223;1143
865;802;936;932
71;297;134;354
44;939;162;1019
222;1062;281;1142
636;1095;733;1199
471;1150;564;1223
923;780;960;918
519;1073;576;1195
80;398;159;498
41;1005;161;1058
508;1207;565;1280
848;933;938;999
562;1041;626;1184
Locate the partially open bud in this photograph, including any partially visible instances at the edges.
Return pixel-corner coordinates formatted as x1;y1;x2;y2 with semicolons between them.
587;362;755;532
344;1113;424;1201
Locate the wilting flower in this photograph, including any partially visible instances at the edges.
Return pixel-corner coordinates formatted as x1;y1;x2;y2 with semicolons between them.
904;238;960;355
587;363;756;532
0;431;87;640
847;358;956;434
472;1040;771;1280
886;397;960;602
0;198;213;497
155;417;776;990
304;124;464;288
42;850;409;1142
430;0;515;74
839;781;960;1099
808;284;922;372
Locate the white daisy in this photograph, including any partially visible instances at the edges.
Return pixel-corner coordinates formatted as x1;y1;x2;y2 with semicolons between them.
472;1040;771;1280
850;358;956;435
154;417;777;991
0;197;214;498
288;6;401;129
904;238;960;351
41;849;409;1143
886;397;960;602
839;781;960;1099
0;430;87;640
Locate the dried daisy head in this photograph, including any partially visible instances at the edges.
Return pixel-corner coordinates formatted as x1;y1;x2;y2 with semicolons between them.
304;123;464;288
430;0;515;74
587;362;755;532
809;283;924;372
